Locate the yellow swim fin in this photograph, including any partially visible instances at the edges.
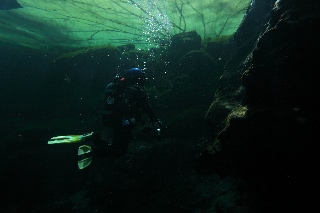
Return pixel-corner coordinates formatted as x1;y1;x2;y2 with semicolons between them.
77;145;93;170
48;132;94;144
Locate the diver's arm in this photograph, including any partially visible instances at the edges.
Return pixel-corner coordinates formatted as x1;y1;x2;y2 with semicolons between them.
139;88;158;122
144;99;158;122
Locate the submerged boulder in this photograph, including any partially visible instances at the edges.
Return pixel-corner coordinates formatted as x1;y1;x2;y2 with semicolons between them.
167;31;202;61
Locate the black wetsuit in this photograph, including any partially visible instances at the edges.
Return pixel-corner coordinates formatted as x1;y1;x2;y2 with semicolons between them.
94;81;158;157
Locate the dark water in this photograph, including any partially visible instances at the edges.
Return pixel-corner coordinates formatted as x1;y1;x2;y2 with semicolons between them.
1;0;319;212
0;41;224;212
0;33;247;212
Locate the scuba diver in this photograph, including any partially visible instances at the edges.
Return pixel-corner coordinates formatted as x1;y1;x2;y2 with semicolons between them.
93;67;162;157
48;68;162;169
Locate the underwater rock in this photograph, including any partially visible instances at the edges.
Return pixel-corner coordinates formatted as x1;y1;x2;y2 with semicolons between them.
204;0;277;143
205;41;225;61
160;49;219;138
167;31;202;61
242;0;320;109
170;30;201;49
46;46;122;117
0;0;22;10
200;0;320;211
173;49;219;106
117;43;135;53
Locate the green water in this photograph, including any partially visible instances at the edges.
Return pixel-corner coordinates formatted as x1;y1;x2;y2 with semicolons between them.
0;0;251;51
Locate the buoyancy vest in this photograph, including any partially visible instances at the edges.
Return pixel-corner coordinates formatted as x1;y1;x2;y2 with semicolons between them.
102;75;156;126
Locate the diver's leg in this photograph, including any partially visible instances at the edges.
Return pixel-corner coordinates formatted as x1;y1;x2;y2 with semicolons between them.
90;131;113;158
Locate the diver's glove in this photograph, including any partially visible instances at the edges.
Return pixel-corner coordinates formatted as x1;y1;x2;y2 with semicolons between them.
150;120;162;139
122;119;130;126
122;118;136;127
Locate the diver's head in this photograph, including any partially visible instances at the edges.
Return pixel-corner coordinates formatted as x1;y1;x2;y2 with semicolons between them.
125;68;146;86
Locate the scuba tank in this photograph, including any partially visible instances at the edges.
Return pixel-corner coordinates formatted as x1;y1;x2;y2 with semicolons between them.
102;82;115;127
102;74;126;126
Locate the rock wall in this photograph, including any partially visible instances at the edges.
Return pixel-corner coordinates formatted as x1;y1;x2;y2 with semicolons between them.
199;0;320;211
